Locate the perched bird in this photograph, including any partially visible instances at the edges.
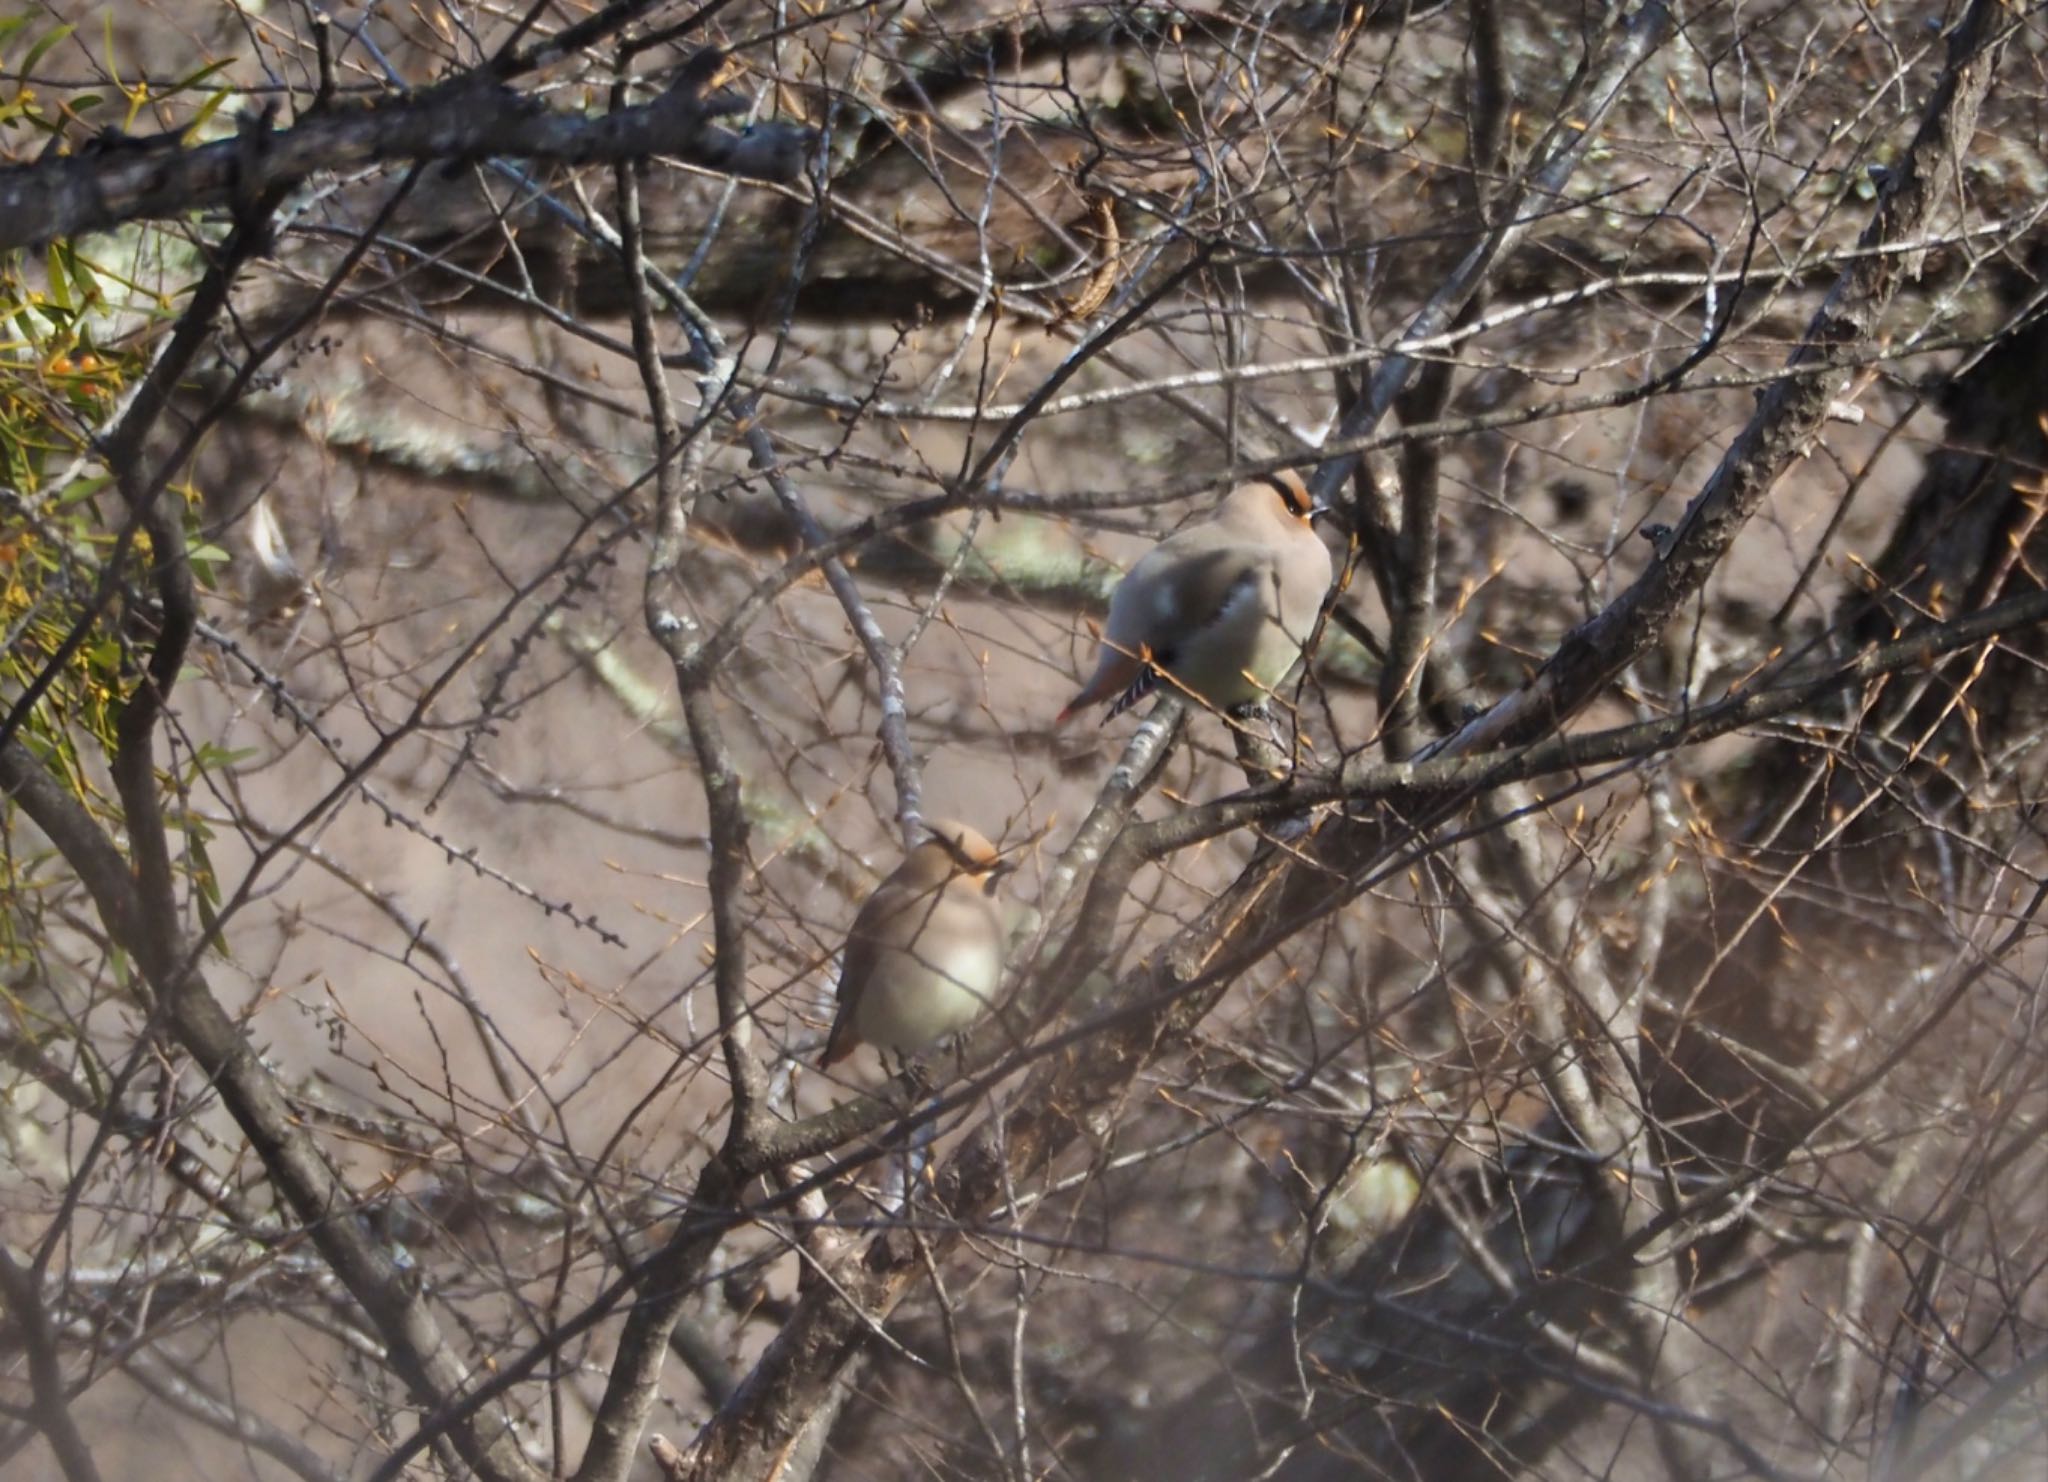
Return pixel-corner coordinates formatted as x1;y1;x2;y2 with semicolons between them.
239;491;317;624
820;820;1014;1070
1057;471;1332;724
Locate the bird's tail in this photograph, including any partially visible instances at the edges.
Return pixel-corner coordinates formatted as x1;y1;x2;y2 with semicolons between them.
1057;651;1145;725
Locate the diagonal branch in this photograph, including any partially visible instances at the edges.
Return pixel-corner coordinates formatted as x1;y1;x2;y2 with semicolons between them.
1436;0;2017;757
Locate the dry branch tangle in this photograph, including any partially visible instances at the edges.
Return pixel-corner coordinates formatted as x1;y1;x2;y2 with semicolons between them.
4;2;2045;1480
660;4;2030;1477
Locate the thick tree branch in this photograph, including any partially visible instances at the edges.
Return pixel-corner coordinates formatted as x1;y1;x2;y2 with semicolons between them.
0;1245;103;1482
0;48;812;251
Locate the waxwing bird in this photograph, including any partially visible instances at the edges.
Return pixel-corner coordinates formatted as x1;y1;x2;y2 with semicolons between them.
239;492;317;624
1057;471;1332;724
820;820;1013;1069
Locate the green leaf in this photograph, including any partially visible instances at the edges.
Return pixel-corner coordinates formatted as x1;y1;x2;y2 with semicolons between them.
21;22;76;77
190;742;257;771
168;58;231;95
182;85;231;142
192;840;227;955
56;472;110;506
43;244;72;310
186;537;229;588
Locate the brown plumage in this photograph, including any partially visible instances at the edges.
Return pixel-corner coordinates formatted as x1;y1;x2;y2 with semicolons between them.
1058;471;1332;724
820;820;1012;1069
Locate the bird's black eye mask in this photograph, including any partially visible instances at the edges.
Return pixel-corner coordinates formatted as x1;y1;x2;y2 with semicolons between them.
928;828;1016;885
1257;472;1314;519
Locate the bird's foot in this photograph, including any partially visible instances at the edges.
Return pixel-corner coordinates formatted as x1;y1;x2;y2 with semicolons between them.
1225;702;1290;780
881;1052;936;1102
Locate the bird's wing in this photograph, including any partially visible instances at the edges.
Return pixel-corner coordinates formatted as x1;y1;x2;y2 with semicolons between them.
822;880;961;1064
1062;532;1272;722
1104;554;1267;716
1065;544;1266;719
1126;543;1269;654
821;892;892;1067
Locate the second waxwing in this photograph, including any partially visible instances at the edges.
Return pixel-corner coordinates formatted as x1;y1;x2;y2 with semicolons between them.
1057;471;1332;723
820;820;1013;1069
